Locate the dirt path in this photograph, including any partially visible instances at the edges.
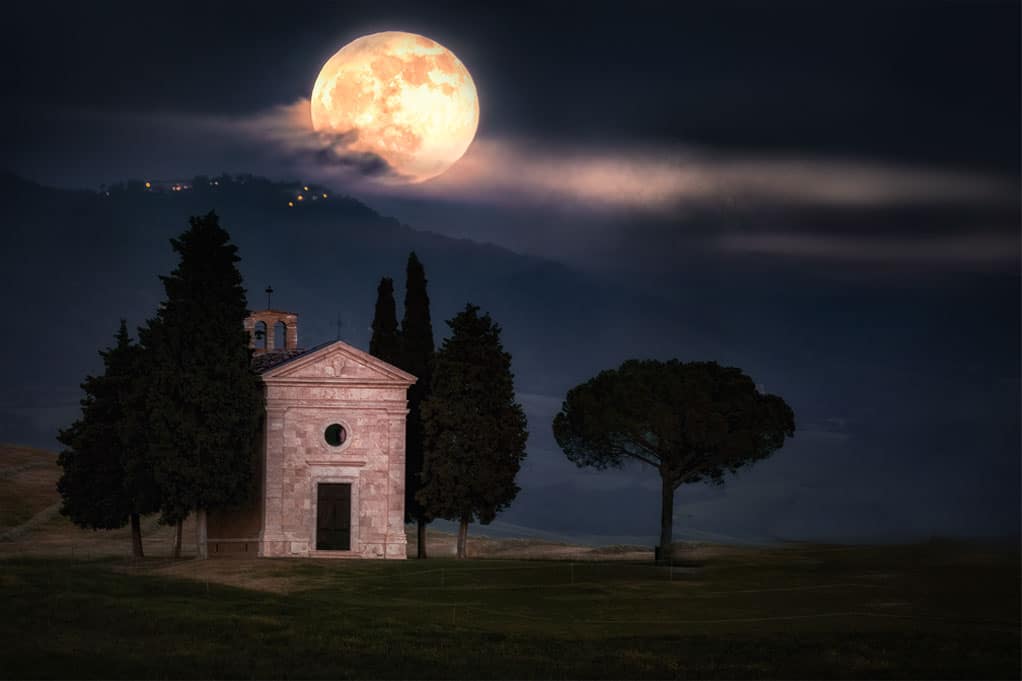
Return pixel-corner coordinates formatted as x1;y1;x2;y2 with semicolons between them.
0;460;56;480
0;502;61;542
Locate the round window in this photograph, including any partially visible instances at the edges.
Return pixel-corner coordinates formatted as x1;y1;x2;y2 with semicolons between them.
324;423;347;447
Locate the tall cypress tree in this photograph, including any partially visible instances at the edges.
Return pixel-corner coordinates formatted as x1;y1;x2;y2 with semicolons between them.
139;211;264;558
400;252;435;558
57;320;159;557
417;304;528;559
369;277;401;365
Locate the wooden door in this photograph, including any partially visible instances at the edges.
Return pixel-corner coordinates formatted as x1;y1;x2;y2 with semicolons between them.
316;483;351;551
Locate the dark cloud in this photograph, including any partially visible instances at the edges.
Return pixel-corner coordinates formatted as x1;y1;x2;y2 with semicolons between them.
234;101;401;181
311;147;392;176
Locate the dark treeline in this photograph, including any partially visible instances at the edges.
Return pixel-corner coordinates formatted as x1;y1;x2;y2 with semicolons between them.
59;208;796;562
370;257;530;559
57;212;263;557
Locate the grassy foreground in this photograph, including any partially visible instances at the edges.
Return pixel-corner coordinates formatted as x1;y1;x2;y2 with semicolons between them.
0;541;1018;679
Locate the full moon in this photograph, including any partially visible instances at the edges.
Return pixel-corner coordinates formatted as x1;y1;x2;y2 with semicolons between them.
310;32;479;183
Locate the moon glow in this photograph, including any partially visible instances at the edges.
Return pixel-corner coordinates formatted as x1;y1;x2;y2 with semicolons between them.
310;32;479;183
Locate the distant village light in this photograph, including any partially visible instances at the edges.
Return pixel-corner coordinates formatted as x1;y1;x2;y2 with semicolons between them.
297;194;304;201
288;201;294;207
144;181;151;188
304;186;310;191
322;193;328;198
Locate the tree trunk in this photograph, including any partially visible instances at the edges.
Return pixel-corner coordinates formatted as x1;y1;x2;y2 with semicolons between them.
196;509;208;560
416;517;428;559
456;517;469;559
657;475;675;563
130;512;144;559
173;519;183;559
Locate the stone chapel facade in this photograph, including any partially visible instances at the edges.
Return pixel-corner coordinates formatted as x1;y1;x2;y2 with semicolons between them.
205;309;416;559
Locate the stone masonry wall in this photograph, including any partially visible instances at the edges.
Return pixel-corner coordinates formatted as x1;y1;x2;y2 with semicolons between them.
256;345;411;559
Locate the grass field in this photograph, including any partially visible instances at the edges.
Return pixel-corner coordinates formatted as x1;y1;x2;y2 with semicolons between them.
1;541;1018;679
1;444;1018;678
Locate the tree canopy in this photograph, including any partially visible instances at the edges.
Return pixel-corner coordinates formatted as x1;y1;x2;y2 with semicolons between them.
369;277;401;365
553;359;794;559
57;320;159;556
138;212;264;546
418;304;528;558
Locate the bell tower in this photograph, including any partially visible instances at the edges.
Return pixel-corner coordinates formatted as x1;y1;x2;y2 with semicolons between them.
245;287;299;355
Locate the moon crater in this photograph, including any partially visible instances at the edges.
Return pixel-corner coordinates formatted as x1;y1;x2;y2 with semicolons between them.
311;32;479;183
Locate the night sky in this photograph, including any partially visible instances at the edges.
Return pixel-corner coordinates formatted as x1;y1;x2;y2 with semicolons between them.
2;0;1019;544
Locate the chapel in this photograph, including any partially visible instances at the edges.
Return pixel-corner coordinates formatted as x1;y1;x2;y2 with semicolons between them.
204;308;416;559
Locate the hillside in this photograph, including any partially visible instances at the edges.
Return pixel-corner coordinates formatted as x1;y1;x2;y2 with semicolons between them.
0;171;709;442
0;444;188;556
0;445;58;532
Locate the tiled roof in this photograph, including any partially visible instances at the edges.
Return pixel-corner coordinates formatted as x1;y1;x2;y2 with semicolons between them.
251;348;308;373
250;341;335;374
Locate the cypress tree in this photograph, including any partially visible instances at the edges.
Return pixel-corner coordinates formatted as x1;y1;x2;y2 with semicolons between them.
400;252;435;558
139;211;264;558
417;304;528;559
369;277;401;365
57;320;159;557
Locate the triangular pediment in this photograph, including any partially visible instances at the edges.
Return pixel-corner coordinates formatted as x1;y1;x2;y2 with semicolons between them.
262;341;416;385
